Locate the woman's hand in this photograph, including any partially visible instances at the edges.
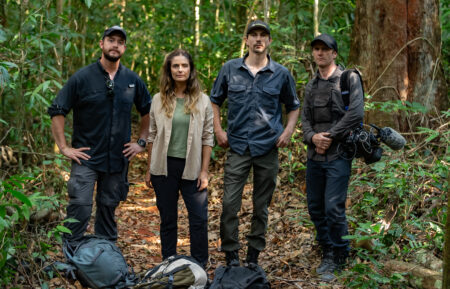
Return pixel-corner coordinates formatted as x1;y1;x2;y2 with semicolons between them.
197;171;208;191
145;170;152;188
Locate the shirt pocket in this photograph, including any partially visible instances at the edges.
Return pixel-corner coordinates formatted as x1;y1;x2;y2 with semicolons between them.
312;91;332;123
261;86;281;114
227;84;246;101
118;87;134;112
262;86;280;98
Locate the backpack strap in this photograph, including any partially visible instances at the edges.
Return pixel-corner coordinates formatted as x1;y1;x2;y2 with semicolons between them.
340;68;364;111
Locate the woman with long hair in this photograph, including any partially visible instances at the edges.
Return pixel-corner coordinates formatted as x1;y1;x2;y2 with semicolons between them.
145;49;213;267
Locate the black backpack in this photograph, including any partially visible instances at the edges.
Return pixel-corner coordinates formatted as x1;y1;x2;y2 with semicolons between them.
63;235;138;289
209;265;271;289
339;68;364;111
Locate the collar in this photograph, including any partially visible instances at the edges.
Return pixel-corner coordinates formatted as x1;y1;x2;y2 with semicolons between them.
314;64;344;82
97;58;123;77
240;53;274;73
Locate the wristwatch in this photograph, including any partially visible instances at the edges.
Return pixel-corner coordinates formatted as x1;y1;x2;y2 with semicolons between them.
137;138;146;148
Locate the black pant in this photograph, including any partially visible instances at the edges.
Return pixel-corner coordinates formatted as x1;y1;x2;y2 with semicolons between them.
306;158;351;252
151;157;208;266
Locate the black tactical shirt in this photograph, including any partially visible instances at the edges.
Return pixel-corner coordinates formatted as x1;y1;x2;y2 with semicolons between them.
301;66;364;162
48;60;151;173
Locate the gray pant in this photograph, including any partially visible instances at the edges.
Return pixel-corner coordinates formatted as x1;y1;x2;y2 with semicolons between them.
65;162;129;242
220;148;278;252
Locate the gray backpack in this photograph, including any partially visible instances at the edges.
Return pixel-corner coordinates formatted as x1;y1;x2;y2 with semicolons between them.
63;235;137;289
137;255;207;289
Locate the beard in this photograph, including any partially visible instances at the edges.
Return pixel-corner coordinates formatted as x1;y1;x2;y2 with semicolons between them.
103;50;122;62
250;44;266;55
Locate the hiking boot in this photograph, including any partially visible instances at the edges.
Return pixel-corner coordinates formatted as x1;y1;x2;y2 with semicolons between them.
333;248;348;271
245;246;260;268
318;247;348;282
225;250;240;266
316;246;334;274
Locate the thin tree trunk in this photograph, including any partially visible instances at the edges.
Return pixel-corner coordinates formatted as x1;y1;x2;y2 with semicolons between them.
215;0;220;30
81;8;87;67
240;0;259;58
263;0;269;22
314;0;319;36
120;0;126;27
56;0;63;80
195;0;201;54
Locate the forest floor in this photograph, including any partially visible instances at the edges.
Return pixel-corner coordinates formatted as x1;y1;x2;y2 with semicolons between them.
49;149;346;289
116;151;344;289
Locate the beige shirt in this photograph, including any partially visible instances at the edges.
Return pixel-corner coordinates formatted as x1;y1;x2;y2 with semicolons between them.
147;92;214;180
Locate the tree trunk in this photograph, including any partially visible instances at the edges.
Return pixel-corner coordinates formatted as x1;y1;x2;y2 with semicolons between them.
349;0;447;129
194;0;200;52
313;0;319;36
443;189;450;289
56;0;63;81
239;0;259;58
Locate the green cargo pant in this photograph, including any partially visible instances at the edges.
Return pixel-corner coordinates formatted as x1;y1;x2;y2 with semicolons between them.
220;148;279;252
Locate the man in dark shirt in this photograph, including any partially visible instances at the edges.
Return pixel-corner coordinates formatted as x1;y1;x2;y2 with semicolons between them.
301;33;364;281
48;26;151;243
210;20;300;267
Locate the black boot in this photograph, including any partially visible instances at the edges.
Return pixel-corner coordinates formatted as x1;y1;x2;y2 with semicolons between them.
316;246;334;274
319;247;348;282
225;250;240;267
333;247;348;271
246;246;260;268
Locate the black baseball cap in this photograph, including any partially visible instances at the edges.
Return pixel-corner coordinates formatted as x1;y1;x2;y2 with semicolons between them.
103;26;127;42
311;33;338;52
246;20;270;36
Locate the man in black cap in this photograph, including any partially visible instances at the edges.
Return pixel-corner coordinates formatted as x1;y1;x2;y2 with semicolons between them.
301;33;364;281
211;20;300;267
48;26;151;243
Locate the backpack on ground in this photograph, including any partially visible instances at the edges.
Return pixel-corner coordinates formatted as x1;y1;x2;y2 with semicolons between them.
137;255;207;289
63;235;138;289
209;265;271;289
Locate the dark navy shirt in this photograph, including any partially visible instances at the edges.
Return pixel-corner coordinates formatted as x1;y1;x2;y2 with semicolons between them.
210;54;300;156
48;60;151;173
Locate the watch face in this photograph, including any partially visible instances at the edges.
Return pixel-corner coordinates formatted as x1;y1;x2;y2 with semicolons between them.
137;139;146;147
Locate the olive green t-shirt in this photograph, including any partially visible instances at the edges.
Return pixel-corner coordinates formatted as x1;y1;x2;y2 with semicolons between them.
167;98;190;158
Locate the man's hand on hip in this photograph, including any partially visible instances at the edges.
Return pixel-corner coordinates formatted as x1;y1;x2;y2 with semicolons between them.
123;142;145;160
61;147;91;165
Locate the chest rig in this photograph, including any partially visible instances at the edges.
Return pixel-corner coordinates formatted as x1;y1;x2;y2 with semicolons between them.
309;76;341;133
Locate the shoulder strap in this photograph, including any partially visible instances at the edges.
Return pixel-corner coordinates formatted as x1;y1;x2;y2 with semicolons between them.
340;68;364;110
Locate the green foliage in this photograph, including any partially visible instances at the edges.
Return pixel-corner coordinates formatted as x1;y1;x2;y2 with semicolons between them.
339;108;449;288
0;166;69;286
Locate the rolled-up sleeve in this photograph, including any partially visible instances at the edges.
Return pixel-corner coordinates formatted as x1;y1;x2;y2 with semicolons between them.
147;99;157;143
47;76;77;117
328;72;364;139
210;63;229;106
202;95;214;147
